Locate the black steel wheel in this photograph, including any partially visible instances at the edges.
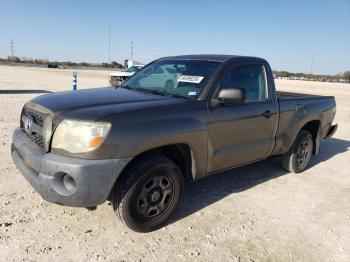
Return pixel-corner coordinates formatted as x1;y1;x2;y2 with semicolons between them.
281;130;314;173
136;175;175;218
111;155;183;232
295;138;312;169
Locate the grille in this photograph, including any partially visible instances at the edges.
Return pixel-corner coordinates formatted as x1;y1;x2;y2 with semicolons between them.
22;107;44;126
21;106;45;149
27;133;45;148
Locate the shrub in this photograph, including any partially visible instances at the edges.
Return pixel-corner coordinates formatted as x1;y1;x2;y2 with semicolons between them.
48;63;59;68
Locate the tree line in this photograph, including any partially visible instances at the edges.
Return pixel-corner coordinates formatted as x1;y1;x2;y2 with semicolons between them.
0;56;124;69
1;56;349;81
273;70;350;82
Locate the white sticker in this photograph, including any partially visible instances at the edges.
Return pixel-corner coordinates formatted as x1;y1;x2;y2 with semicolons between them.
178;75;204;84
188;91;197;96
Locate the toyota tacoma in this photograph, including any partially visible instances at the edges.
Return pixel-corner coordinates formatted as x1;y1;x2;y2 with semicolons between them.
11;55;337;232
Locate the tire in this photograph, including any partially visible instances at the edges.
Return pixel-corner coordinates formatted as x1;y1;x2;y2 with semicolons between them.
110;77;122;87
281;130;314;173
111;155;183;232
164;80;174;88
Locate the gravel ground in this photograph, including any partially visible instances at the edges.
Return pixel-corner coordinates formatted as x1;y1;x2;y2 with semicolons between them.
0;66;349;262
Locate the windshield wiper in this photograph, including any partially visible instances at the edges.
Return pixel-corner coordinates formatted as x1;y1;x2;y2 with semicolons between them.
144;89;169;97
120;85;134;90
124;87;188;99
132;88;167;97
135;88;187;99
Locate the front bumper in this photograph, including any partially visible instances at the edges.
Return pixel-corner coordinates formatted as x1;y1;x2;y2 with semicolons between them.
11;128;131;207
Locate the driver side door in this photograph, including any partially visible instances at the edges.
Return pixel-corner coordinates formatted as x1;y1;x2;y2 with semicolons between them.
207;63;277;172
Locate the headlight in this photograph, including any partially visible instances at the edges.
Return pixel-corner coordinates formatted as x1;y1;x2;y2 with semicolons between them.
52;120;111;153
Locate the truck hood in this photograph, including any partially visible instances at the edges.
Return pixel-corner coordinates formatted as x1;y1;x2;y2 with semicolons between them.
31;87;187;121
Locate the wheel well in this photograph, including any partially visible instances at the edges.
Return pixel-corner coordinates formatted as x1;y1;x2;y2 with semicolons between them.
300;120;320;154
110;144;193;198
159;144;192;182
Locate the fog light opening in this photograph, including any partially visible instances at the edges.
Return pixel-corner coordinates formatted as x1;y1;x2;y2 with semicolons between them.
53;172;77;196
63;174;76;192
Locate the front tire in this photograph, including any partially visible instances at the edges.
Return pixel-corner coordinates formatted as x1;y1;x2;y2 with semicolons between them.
111;155;183;232
281;130;314;173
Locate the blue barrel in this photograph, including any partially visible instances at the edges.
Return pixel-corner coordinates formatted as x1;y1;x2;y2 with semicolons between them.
72;72;77;90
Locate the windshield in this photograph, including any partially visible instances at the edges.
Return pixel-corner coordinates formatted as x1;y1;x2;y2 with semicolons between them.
126;66;141;73
121;59;221;99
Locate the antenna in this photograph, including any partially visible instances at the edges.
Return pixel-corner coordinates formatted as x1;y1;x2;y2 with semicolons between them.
131;40;133;61
10;40;15;61
108;24;111;64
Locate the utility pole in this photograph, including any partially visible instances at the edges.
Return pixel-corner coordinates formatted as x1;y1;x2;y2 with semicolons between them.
310;49;315;75
10;40;15;62
108;24;111;64
130;40;133;61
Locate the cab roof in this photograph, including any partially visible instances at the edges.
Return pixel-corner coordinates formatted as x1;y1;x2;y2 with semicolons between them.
160;54;265;63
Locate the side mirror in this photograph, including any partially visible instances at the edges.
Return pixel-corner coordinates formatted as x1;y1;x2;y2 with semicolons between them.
217;88;245;104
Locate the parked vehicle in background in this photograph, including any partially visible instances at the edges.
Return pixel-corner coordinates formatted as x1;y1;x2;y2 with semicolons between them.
138;65;178;88
12;55;337;232
110;65;144;86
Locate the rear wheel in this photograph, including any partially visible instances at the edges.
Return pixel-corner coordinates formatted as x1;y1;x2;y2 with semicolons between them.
281;130;314;173
111;155;183;232
165;80;174;89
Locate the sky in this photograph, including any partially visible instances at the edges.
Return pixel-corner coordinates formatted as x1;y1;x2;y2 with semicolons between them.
0;0;349;75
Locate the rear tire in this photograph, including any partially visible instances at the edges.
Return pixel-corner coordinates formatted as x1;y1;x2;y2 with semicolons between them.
281;130;314;173
165;80;174;88
111;155;183;232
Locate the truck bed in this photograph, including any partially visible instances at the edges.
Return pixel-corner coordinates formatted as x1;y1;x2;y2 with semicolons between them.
273;91;336;155
277;91;323;98
277;91;335;105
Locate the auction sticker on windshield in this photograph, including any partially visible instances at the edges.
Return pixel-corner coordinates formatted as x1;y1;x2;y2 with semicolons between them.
178;75;204;84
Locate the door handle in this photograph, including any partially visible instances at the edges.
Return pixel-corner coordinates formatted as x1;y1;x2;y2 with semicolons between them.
262;110;274;118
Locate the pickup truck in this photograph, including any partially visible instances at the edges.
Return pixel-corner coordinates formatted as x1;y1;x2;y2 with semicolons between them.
11;55;337;232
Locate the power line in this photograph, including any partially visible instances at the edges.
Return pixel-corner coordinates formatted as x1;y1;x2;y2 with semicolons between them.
108;24;111;64
131;40;133;60
310;49;315;75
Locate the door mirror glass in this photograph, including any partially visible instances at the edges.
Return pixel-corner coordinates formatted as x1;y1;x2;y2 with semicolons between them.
217;88;245;103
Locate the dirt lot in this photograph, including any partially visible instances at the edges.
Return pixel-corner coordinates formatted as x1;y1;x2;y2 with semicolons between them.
0;66;349;262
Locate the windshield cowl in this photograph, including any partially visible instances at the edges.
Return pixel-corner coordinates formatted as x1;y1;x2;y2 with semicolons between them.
121;85;189;99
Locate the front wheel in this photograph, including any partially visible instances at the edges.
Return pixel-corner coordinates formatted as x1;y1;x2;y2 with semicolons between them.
281;130;314;173
111;155;183;232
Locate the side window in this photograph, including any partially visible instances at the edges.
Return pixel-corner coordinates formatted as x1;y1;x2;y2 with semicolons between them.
154;67;164;74
217;64;267;102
